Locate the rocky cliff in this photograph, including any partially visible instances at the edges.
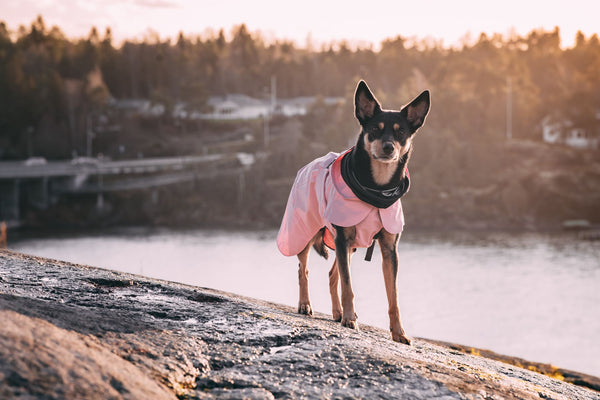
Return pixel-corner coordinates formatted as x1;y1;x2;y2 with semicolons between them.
0;250;598;399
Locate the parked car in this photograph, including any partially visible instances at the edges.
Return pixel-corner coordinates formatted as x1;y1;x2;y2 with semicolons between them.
70;157;99;166
23;157;47;166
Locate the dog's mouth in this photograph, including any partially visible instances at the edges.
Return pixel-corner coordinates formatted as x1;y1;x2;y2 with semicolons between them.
371;152;398;163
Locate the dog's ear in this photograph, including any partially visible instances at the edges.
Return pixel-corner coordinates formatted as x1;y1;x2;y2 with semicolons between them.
403;90;430;133
354;80;382;125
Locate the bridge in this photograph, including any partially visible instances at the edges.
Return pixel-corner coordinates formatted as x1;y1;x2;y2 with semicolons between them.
0;154;253;227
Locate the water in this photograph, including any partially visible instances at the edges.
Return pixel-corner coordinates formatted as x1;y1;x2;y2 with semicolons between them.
11;229;600;377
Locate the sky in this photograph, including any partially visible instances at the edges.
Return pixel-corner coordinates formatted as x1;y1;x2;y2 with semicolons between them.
1;0;598;49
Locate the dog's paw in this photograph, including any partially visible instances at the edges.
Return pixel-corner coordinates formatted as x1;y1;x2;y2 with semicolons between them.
298;303;313;316
332;310;342;322
341;316;359;330
392;333;412;345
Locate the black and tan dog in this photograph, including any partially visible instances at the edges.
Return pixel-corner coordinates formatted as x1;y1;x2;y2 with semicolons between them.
277;80;430;344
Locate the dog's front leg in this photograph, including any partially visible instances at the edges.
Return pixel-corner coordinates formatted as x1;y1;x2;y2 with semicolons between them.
334;225;358;330
378;230;411;345
297;242;313;315
328;259;342;322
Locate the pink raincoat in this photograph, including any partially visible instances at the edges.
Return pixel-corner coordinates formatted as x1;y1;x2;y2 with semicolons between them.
277;150;405;256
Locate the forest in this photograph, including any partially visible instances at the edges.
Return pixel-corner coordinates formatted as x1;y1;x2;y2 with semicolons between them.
1;16;599;160
1;16;599;230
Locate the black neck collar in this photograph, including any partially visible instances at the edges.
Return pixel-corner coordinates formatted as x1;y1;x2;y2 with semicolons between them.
339;150;409;209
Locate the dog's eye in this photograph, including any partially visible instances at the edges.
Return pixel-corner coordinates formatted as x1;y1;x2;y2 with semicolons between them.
394;128;407;139
367;126;380;141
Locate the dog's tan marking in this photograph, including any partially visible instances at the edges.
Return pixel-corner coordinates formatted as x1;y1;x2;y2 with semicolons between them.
378;230;411;344
371;159;400;185
399;137;412;157
0;222;6;249
328;260;342;321
297;241;313;316
336;226;358;329
378;122;385;130
393;123;400;131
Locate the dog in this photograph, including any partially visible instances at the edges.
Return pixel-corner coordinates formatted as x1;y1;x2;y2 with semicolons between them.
277;80;430;344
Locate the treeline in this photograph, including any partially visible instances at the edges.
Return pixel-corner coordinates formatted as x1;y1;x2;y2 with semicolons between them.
1;16;599;159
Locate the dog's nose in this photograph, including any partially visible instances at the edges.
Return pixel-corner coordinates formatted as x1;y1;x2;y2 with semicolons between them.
382;142;395;155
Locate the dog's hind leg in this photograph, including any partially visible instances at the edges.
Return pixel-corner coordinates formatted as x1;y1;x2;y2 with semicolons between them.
378;230;411;345
328;259;342;322
297;241;313;316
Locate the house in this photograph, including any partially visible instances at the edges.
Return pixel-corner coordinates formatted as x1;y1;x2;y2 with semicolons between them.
198;95;270;120
274;97;343;117
565;128;595;149
541;115;599;149
194;95;344;121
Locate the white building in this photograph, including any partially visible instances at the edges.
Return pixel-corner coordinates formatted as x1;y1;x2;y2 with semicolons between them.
541;115;599;150
199;94;270;120
195;95;343;120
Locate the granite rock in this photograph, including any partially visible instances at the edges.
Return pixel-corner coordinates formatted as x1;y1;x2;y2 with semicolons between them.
0;250;598;399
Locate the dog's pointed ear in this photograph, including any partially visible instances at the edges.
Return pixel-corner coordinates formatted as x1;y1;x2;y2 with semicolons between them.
403;90;430;133
354;80;382;125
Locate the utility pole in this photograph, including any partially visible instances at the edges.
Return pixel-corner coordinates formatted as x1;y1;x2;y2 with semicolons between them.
263;103;270;148
264;75;276;148
271;75;277;112
26;126;34;157
506;77;513;140
86;114;94;157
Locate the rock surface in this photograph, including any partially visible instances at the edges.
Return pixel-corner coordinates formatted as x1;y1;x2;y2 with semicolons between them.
0;249;598;399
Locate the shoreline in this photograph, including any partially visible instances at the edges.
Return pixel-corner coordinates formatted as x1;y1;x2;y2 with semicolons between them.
1;249;598;399
3;222;584;243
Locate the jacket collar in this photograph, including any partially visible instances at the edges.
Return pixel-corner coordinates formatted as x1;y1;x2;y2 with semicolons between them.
338;148;409;209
